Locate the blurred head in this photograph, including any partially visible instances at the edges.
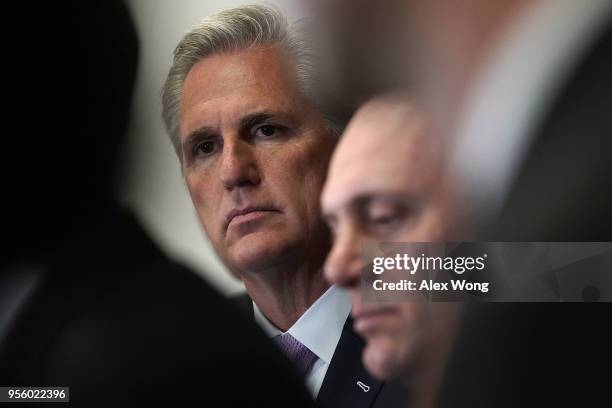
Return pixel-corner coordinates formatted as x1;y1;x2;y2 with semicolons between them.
162;5;341;275
306;0;535;130
4;0;138;265
321;94;463;380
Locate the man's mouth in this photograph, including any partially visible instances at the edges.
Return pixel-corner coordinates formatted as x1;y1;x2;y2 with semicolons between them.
351;305;400;336
224;206;280;230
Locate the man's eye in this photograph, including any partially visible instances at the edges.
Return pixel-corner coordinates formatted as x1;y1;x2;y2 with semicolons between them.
371;214;400;226
367;212;405;235
254;125;282;138
194;140;218;156
364;204;409;236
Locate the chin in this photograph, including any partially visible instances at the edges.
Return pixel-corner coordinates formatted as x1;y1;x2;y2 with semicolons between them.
362;340;401;380
227;231;295;272
363;335;418;381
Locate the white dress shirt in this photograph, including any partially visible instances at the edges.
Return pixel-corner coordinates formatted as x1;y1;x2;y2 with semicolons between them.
451;0;612;221
253;285;351;398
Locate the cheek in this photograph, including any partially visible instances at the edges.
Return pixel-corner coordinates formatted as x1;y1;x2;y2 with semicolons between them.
419;206;449;241
186;174;219;231
398;303;429;332
396;304;430;356
271;138;333;214
186;175;206;208
381;310;414;338
300;141;335;204
400;203;448;241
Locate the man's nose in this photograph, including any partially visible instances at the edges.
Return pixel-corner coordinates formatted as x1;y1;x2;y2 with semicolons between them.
220;140;260;190
324;226;363;288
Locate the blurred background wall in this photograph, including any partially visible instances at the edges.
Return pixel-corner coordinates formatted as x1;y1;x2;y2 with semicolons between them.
120;0;303;294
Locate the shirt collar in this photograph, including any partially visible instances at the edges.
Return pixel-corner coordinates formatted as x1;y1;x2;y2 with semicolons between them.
253;285;351;364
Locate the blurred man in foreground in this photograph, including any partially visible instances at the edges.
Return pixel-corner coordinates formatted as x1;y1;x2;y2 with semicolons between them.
322;94;464;407
310;0;612;406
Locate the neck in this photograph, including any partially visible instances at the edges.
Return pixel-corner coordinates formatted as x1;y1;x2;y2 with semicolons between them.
242;259;330;332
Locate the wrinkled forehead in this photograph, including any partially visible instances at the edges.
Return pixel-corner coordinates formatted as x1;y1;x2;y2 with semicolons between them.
181;45;296;103
178;46;305;139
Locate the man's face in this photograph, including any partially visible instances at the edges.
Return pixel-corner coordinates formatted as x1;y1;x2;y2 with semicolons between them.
179;46;335;275
321;97;460;380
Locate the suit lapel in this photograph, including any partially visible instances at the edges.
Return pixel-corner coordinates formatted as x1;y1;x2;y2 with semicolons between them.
232;294;402;406
316;317;384;408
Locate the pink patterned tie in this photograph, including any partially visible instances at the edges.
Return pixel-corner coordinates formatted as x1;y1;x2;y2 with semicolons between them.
273;333;318;377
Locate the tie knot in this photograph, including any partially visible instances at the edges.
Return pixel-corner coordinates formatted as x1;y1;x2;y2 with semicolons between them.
273;333;318;377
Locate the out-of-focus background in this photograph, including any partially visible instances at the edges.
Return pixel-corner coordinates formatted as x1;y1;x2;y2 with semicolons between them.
120;1;304;294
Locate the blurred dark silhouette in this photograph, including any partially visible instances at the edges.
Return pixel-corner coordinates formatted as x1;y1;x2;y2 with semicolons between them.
0;1;315;407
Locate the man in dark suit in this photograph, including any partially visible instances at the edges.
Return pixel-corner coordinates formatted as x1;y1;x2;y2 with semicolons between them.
307;0;612;406
161;5;403;407
0;1;315;406
321;94;464;408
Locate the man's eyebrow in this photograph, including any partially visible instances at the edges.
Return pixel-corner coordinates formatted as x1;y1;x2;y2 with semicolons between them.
322;193;374;220
182;126;217;153
238;111;276;130
352;192;416;209
238;110;297;131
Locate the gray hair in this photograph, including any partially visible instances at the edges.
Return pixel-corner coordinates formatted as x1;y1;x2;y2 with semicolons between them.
162;4;346;159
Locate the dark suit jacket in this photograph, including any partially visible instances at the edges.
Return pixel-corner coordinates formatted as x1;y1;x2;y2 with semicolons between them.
0;210;315;408
234;294;408;408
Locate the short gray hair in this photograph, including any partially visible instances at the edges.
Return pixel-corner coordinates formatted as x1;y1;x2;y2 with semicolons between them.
162;4;346;158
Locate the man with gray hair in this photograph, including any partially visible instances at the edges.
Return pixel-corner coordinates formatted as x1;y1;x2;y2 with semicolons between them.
162;5;403;407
